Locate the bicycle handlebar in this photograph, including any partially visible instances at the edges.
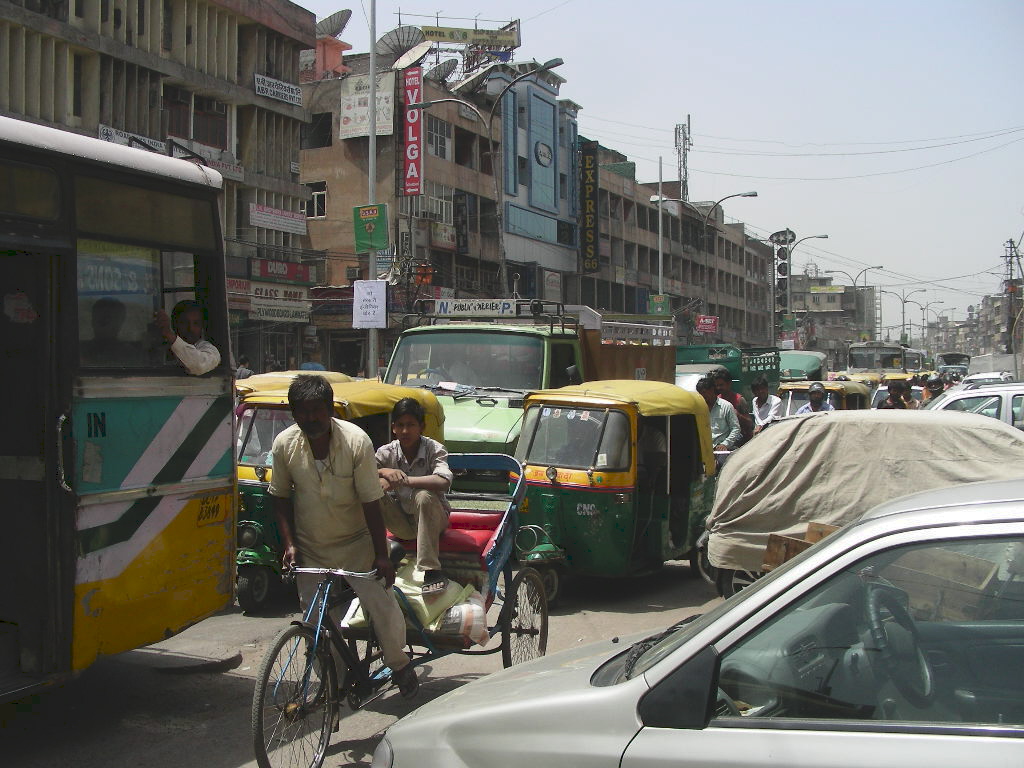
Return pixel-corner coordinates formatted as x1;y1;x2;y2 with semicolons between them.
286;566;378;579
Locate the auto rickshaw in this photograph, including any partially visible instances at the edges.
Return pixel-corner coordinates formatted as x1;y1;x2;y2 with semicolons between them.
777;379;871;415
234;374;445;612
830;370;883;391
513;380;717;603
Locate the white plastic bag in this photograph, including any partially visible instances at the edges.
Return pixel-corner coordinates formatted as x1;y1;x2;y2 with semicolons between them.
429;589;489;647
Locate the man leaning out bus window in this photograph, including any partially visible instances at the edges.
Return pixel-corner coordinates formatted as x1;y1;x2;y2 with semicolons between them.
154;299;221;375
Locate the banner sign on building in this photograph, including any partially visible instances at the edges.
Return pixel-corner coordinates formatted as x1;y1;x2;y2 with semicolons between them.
579;140;600;274
226;277;251;311
647;294;669;315
352;280;388;328
98;124;167;153
695;314;719;334
353;204;390;253
253;74;303;106
421;26;521;47
338;72;396;139
250;258;313;285
452;192;470;254
250;282;311;323
430;222;457;251
402;67;424;196
809;285;845;294
249;203;308;235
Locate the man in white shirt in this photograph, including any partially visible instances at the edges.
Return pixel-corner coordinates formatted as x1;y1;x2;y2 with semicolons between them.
751;375;782;434
154;300;220;375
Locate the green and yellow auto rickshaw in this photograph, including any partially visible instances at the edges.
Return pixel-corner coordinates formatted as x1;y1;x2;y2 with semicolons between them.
513;380;717;603
777;379;872;415
234;373;445;612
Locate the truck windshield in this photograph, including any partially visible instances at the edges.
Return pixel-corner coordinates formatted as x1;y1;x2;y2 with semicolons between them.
384;331;545;390
516;405;631;470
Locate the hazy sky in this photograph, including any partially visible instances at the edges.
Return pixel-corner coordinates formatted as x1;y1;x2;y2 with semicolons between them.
299;0;1024;336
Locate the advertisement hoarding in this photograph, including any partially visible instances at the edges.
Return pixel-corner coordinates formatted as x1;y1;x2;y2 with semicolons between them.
338;72;396;139
579;140;599;274
402;67;423;196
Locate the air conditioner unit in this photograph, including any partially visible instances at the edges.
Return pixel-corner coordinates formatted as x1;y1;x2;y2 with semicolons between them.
346;266;360;280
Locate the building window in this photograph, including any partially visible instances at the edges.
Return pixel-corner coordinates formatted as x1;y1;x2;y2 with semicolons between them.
559;173;567;200
193;96;227;149
812;294;821;305
163;86;192;140
72;54;83;117
426;115;451;160
302;113;333;149
304;182;327;219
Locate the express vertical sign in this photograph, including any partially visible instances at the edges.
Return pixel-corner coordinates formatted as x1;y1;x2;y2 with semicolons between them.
579;140;599;274
403;67;423;196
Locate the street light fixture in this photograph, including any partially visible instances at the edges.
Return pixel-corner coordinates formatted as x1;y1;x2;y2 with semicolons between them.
880;288;926;344
696;192;757;337
408;58;564;297
786;235;827;346
824;265;884;339
906;299;944;350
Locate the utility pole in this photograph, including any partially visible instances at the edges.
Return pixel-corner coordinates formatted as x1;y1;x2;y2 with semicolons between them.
674;116;691;202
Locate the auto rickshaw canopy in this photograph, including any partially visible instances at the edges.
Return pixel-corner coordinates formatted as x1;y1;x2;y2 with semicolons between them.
778;380;871;399
524;379;714;475
237;376;444;441
235;370;353;397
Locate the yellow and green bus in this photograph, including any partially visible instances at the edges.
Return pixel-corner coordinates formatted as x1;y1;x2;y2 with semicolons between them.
0;116;234;703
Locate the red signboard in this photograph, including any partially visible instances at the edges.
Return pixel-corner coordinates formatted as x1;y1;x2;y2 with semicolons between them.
403;67;423;196
250;258;312;284
695;314;719;334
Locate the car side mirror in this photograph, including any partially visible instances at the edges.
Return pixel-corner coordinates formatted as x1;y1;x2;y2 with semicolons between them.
566;364;582;385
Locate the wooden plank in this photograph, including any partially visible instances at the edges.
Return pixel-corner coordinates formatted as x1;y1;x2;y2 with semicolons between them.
762;534;815;571
806;522;840;543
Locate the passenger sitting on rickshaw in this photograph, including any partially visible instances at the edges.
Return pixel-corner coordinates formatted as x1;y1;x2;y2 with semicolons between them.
376;398;453;596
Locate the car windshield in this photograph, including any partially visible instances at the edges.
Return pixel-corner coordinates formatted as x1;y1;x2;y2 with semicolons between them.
384;331;544;390
849;348;904;372
515;405;631;470
237;406;295;466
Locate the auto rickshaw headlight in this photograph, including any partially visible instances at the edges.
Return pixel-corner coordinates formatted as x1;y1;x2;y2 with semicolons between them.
545;466;558;483
238;523;262;549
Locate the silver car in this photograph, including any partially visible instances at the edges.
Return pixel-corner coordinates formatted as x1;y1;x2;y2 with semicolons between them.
374;479;1024;768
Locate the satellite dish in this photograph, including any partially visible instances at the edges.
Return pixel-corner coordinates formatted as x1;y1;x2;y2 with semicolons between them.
315;9;352;39
425;58;458;81
392;40;434;71
375;26;426;59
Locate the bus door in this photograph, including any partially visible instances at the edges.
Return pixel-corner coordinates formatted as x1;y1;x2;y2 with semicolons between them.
0;249;73;696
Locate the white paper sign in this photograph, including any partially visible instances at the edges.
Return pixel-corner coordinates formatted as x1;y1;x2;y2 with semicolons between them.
352;280;387;328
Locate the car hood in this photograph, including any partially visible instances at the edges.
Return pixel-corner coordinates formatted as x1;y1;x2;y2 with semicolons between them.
384;636;648;768
438;396;523;451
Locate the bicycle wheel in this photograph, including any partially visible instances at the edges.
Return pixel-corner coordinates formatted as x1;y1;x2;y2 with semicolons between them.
501;567;549;668
252;624;337;768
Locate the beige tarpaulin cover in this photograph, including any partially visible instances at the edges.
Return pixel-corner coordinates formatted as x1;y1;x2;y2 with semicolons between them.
707;410;1024;571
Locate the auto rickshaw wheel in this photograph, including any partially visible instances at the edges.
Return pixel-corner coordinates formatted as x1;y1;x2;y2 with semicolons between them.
535;566;560;607
689;548;717;585
238;565;273;613
500;567;549;668
715;568;762;598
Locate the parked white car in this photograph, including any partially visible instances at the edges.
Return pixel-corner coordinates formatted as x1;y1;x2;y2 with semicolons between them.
373;479;1024;768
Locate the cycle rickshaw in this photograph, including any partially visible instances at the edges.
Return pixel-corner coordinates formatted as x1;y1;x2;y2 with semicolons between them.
251;453;549;768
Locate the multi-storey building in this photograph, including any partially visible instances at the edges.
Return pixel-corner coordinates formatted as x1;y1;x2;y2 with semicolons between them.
1;0;315;370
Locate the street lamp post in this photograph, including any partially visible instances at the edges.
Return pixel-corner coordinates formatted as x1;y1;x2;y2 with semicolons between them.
697;192;757;337
880;288;926;344
824;265;884;340
409;58;563;298
907;299;944;350
786;234;827;347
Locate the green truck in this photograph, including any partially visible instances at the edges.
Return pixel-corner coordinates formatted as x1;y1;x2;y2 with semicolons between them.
675;344;780;401
383;299;675;487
